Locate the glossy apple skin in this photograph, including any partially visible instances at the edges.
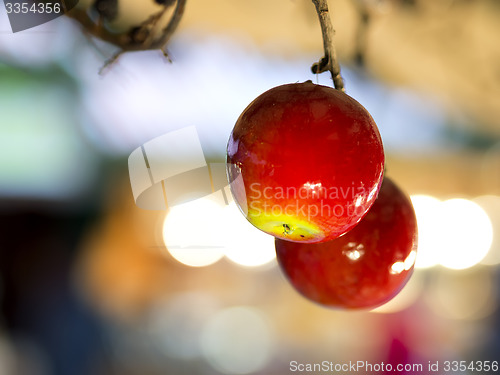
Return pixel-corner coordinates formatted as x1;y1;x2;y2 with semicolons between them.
227;81;384;243
275;177;418;310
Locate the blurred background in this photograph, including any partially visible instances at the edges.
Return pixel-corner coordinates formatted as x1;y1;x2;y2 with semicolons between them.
1;0;500;374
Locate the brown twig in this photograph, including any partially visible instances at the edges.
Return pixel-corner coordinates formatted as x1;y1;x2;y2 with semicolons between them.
151;0;187;50
66;0;186;53
311;0;344;91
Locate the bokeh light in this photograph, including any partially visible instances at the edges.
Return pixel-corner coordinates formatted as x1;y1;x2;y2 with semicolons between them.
473;195;500;266
438;199;493;270
411;196;494;270
162;194;226;267
163;196;276;268
200;306;274;374
222;203;276;268
410;195;443;269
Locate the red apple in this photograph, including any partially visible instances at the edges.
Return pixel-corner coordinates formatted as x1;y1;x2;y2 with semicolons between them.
275;177;418;309
226;81;384;242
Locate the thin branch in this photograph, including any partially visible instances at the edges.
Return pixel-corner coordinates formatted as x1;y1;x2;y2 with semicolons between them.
150;0;187;49
66;0;186;52
66;8;123;47
311;0;344;91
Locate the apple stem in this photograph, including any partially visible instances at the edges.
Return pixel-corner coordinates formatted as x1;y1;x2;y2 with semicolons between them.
311;0;345;92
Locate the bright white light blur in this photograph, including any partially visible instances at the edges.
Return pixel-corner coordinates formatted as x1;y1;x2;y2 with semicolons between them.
222;203;276;268
163;195;276;268
473;195;500;266
404;250;417;270
438;199;493;270
390;250;417;274
345;248;363;261
410;195;494;270
200;306;274;374
162;194;226;267
390;262;405;274
410;195;443;269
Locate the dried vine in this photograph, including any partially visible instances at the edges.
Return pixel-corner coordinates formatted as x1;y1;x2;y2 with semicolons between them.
66;0;186;70
311;0;345;91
